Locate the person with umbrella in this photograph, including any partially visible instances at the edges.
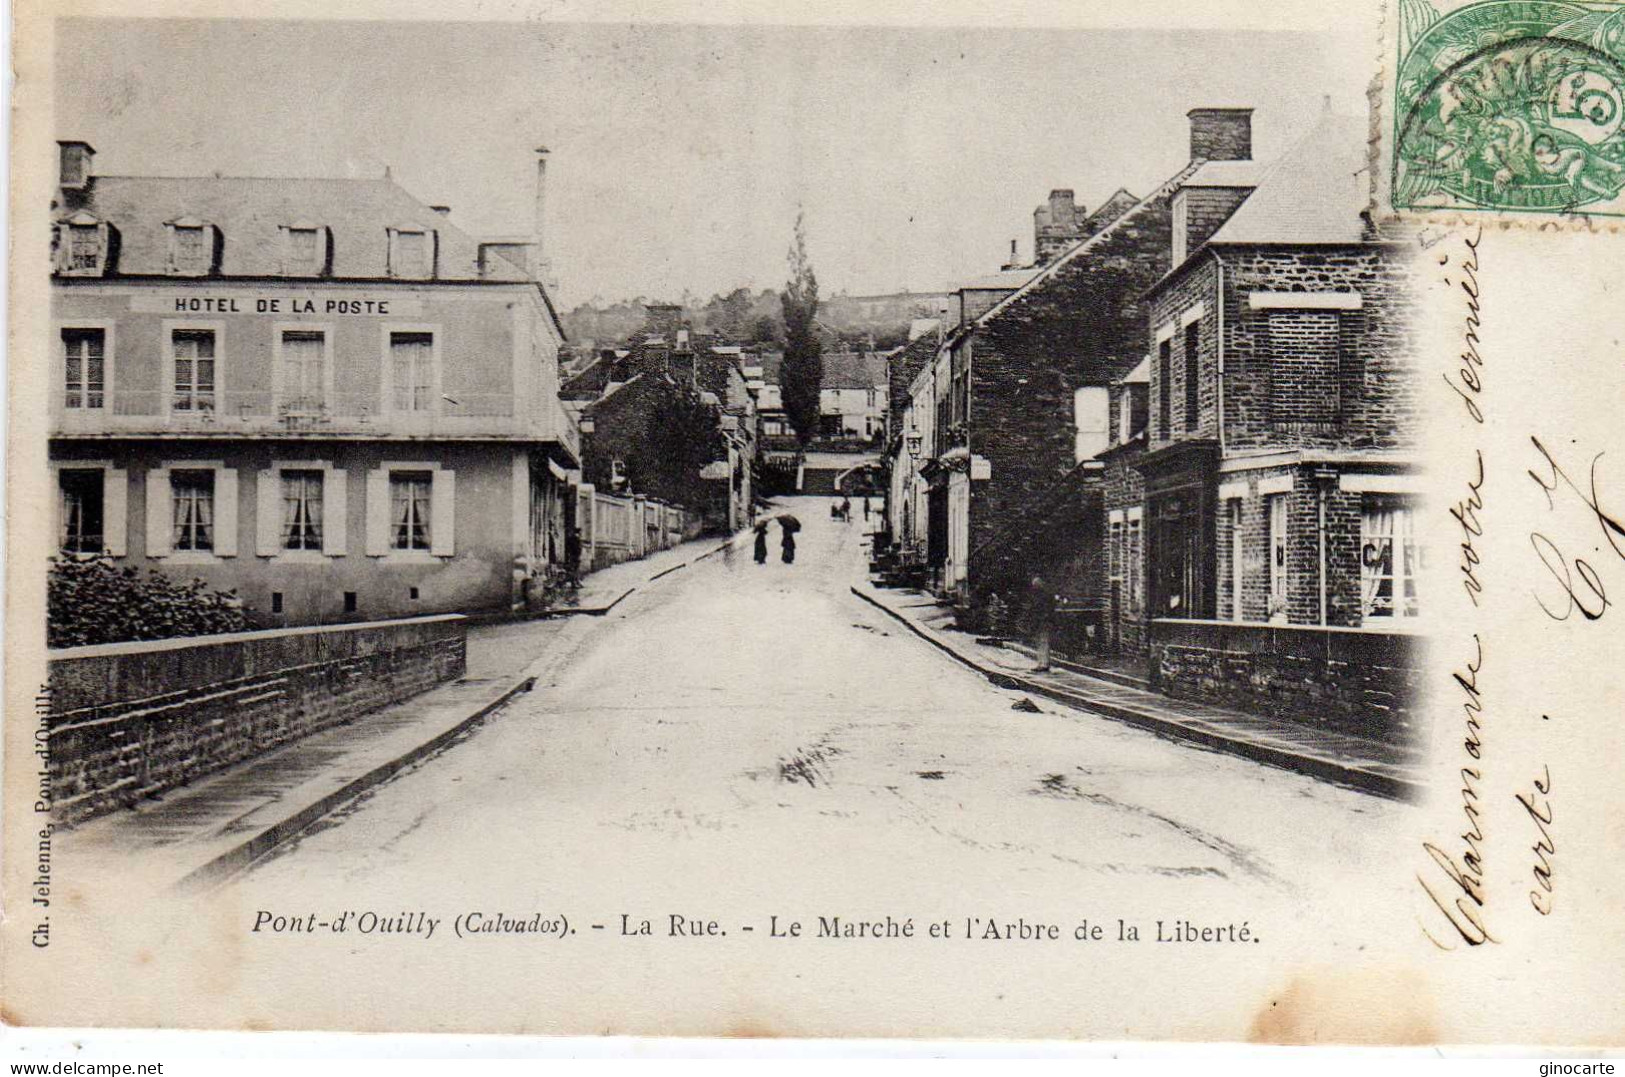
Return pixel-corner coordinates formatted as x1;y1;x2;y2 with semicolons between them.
753;519;770;565
778;512;800;564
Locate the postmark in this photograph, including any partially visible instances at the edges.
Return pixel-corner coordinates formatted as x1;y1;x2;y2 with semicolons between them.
1393;0;1625;219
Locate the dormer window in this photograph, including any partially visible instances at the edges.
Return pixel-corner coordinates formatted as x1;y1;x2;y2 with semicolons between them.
387;224;436;279
280;223;328;276
1171;190;1189;266
166;217;216;276
56;211;109;276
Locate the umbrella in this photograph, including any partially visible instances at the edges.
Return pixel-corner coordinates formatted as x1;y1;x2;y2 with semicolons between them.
777;513;802;533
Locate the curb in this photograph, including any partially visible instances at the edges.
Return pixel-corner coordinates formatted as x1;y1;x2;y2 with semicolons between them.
175;674;538;893
850;585;1420;803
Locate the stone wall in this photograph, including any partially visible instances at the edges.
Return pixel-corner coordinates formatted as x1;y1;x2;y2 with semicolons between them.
46;614;467;824
1148;617;1423;744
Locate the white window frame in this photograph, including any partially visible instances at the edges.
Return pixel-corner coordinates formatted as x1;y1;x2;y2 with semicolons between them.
272;322;336;418
57;321;114;411
366;461;455;561
387;224;437;279
147;460;238;563
51;460;127;558
165;218;214;277
56;212;109;276
280;223;327;277
380;323;443;418
1360;495;1421;622
257;460;348;561
163;319;225;418
1267;493;1288;623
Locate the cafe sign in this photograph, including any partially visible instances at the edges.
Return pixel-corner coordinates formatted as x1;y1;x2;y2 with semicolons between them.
130;292;424;317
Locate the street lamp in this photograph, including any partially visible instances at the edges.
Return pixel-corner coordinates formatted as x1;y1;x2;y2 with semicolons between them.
906;423;922;456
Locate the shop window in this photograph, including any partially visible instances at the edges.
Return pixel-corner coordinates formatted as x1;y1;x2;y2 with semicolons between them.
1267;494;1288;622
1361;498;1420;620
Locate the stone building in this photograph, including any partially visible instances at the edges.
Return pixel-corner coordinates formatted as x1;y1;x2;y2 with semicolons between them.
48;139;579;626
926;108;1255;620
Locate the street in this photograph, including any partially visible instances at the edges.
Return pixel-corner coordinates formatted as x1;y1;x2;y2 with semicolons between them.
233;498;1416;1036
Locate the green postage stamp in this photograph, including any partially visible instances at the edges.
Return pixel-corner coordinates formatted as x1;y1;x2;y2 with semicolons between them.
1393;0;1625;216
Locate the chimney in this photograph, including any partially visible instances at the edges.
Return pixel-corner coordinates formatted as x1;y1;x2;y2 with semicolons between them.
1033;188;1084;266
533;146;551;281
429;205;451;217
1187;107;1253;162
57;141;95;190
1000;239;1021;271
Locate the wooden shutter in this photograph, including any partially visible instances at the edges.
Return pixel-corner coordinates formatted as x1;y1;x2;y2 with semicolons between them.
145;468;171;557
430;469;456;556
255;469;281;556
214;468;239;556
365;470;389;556
323;468;348;556
104;469;128;556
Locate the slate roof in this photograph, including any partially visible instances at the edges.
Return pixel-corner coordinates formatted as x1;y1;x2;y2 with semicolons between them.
754;349;886;391
974;158;1206;329
1205;114;1369;246
60;174;527;282
1180;160;1264;188
959;267;1041;291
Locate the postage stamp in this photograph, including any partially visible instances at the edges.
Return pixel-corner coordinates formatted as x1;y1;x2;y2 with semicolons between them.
1392;0;1625;217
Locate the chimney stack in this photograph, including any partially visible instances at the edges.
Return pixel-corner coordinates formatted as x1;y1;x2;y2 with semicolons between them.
1033;188;1084;266
643;303;684;341
57;141;95;191
1187;107;1253;163
1001;238;1021;271
533;146;555;287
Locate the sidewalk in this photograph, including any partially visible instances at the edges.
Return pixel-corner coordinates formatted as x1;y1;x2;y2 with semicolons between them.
850;579;1425;801
60;530;741;892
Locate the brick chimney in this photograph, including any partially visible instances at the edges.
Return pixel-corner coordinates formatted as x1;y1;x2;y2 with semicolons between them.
1187;108;1253;162
533;146;555;287
1033;189;1084;266
58;140;95;191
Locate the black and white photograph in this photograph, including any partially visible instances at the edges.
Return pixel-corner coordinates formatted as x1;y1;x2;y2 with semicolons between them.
5;0;1624;1055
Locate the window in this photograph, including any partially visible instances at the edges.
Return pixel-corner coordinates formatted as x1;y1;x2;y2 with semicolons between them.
282;225;325;275
1126;516;1142;612
1184;321;1200;431
281;470;325;550
1074;386;1109;462
1108;518;1124;581
171;330;217;412
1157;339;1172;438
279;330;327;415
1361;498;1420;620
1118;389;1133;445
171;469;216;552
61;219;105;273
1229;499;1244;622
389;471;433;550
390;332;435;412
60;469;105;553
62;328;106;409
169;223;210;274
388;227;434;278
1267;494;1288;622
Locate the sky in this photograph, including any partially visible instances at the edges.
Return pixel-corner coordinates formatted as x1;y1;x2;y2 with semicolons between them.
54;16;1371;308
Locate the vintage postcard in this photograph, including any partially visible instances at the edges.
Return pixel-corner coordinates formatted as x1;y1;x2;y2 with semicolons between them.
4;0;1624;1046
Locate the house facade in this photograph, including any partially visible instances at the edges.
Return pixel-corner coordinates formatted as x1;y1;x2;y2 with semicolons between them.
48;140;579;625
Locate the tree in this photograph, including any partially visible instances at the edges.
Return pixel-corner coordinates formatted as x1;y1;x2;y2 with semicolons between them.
779;212;823;446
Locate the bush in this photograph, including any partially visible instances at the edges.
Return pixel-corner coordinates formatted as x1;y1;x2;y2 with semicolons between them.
48;555;249;648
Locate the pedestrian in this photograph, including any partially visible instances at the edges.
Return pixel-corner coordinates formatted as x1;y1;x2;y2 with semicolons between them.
781;519;797;564
841;496;851;524
754;521;769;565
862;496;870;521
831;498;841;520
1029;572;1056;672
565;524;583;586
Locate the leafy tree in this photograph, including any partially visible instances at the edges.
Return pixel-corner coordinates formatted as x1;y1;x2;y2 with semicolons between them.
779;212;823;446
749;314;782;344
48;555;249;647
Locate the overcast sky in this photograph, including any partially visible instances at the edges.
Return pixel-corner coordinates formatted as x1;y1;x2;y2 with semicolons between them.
56;17;1369;307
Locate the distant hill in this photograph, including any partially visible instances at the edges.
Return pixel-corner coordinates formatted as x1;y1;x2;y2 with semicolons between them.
562;287;947;352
